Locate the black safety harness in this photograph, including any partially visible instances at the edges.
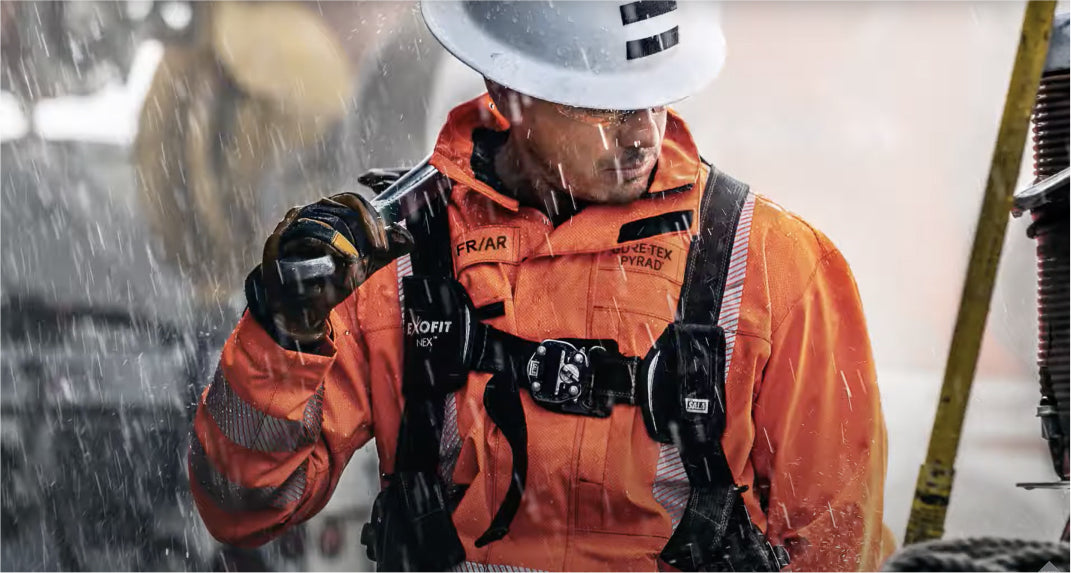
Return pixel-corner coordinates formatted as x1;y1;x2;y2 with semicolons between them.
360;163;791;572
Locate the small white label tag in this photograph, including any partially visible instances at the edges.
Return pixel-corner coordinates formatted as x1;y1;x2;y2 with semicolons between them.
685;398;710;414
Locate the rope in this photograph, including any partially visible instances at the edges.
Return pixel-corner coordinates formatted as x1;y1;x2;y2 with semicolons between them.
883;537;1070;572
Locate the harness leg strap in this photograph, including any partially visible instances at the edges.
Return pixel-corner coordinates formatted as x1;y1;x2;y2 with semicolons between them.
475;372;528;547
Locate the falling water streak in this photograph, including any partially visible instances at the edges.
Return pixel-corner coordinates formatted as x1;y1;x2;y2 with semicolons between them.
597;124;609;150
547;184;560;214
763;426;774;453
840;371;853;412
780;501;793;529
610;296;623;323
642;322;657;348
508;93;524;123
827;502;838;528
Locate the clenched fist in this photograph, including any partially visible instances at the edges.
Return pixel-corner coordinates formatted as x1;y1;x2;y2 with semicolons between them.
248;192;413;347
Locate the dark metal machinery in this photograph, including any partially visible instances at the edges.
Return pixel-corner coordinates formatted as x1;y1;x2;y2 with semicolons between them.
1012;10;1070;541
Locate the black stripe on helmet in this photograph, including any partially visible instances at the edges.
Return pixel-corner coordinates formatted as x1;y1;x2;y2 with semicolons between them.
625;26;680;60
619;1;677;26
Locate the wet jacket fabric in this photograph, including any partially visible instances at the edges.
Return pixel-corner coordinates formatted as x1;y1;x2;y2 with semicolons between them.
190;94;894;571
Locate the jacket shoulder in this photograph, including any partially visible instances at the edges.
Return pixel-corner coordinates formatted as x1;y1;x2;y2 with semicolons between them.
743;192;843;336
748;193;837;259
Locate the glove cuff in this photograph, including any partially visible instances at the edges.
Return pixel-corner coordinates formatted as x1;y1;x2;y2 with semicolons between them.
245;266;329;351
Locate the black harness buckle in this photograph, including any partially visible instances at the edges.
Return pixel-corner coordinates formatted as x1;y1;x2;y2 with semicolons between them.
525;340;612;417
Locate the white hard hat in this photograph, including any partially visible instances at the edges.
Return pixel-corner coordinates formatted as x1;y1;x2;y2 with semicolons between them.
421;1;726;110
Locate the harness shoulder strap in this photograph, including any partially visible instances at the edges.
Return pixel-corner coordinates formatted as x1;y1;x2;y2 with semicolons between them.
361;173;467;572
400;183;528;549
677;163;749;324
404;183;453;277
394;186;453;473
662;163;790;572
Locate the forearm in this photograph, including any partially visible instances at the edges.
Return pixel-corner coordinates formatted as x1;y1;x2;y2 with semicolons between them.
189;308;372;545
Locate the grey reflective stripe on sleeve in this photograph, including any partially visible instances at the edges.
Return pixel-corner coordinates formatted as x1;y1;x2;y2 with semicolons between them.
189;434;308;512
452;561;544;572
205;366;325;452
396;252;413;307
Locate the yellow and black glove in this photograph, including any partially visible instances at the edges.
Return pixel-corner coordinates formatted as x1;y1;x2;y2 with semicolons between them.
247;192;413;349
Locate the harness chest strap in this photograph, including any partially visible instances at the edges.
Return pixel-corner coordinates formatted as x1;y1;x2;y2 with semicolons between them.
474;326;641;415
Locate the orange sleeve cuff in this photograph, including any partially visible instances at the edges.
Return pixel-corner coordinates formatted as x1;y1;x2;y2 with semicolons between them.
225;311;337;418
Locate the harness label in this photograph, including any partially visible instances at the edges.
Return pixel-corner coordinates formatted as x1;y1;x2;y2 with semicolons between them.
405;318;454;349
454;227;520;270
685;398;709;414
406;319;453;336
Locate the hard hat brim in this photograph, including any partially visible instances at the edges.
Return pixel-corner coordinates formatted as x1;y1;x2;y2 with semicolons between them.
421;1;726;110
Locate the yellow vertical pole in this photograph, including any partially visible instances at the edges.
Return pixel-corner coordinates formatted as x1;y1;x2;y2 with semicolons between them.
903;0;1057;546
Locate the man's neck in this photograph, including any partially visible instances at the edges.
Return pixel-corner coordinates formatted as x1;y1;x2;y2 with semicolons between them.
493;134;583;226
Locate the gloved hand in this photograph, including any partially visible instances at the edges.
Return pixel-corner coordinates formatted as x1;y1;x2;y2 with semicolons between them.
249;192;413;348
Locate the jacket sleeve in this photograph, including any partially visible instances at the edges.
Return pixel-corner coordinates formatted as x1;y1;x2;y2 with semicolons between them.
752;244;894;571
188;295;374;547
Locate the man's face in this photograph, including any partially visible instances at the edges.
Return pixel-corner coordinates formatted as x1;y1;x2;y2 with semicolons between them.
490;85;668;204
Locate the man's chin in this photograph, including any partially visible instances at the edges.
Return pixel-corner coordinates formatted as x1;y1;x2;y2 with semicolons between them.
581;185;648;205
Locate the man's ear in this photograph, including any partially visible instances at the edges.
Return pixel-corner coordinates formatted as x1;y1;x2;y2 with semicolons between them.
484;78;525;124
484;78;507;106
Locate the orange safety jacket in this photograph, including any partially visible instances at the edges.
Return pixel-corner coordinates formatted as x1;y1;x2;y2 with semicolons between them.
190;94;894;571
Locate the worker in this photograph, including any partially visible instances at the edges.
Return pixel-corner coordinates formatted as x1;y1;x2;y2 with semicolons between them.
189;2;894;570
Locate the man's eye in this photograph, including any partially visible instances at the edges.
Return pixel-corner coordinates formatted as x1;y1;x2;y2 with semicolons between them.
554;104;652;124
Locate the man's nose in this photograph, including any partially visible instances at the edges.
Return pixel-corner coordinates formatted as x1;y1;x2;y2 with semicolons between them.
615;108;664;150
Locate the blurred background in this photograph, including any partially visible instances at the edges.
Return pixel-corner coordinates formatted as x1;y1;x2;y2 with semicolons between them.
0;1;1067;570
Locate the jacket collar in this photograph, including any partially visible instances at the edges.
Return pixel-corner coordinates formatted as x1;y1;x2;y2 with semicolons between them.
429;94;707;258
431;94;702;209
